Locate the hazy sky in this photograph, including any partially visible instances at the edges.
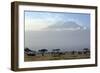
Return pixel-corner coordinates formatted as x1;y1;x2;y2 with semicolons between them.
24;11;90;31
24;11;90;51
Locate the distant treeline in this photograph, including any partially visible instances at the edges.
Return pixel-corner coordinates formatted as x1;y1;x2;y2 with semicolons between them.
24;48;90;56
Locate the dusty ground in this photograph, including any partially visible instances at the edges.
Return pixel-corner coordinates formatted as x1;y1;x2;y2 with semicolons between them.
24;53;90;62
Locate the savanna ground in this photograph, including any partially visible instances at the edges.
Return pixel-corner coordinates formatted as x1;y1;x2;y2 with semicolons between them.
24;52;90;62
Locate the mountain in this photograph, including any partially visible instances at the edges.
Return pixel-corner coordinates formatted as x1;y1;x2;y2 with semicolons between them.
44;21;87;31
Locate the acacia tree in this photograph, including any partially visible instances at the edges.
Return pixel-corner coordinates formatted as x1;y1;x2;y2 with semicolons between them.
52;49;61;56
24;48;36;56
71;51;75;55
24;48;31;52
38;49;48;56
83;48;90;54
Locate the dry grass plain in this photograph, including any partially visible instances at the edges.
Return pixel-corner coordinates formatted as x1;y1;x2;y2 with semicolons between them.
24;53;90;62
